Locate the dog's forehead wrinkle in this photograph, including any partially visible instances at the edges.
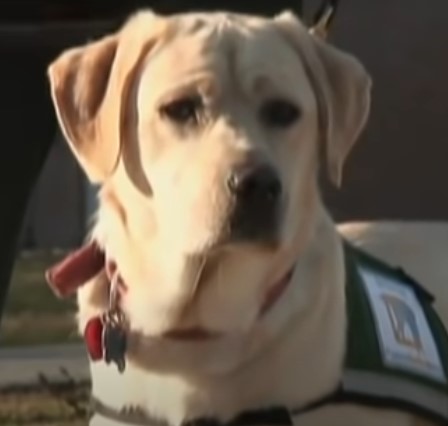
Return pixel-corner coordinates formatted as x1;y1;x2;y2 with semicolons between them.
230;28;307;101
175;11;266;32
166;12;240;47
186;13;234;36
134;14;305;112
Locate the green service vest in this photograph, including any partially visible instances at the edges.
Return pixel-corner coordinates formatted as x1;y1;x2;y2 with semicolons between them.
340;242;448;424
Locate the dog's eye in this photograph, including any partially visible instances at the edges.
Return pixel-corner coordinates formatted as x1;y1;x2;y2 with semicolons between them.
260;99;301;128
160;96;202;125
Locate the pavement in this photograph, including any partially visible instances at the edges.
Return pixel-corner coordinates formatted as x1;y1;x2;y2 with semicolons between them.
0;343;89;388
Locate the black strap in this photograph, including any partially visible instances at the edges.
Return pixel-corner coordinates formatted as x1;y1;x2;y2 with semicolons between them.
91;388;348;426
226;407;293;426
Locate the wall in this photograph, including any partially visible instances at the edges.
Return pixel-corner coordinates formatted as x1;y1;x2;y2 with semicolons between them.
321;0;448;221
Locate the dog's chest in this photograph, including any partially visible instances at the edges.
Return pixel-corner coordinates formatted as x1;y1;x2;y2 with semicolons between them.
88;244;448;426
90;361;194;425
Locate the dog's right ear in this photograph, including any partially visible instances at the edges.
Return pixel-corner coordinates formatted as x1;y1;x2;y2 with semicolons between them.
274;11;371;187
48;35;121;183
48;11;165;183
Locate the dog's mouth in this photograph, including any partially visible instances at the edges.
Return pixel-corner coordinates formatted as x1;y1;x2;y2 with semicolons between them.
46;241;294;341
103;246;293;341
45;241;295;372
162;327;221;340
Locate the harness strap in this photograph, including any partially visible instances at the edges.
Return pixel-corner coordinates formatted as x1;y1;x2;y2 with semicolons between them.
340;370;448;425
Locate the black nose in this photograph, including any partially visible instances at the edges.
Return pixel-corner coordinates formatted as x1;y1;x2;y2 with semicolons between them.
227;164;282;243
227;164;282;204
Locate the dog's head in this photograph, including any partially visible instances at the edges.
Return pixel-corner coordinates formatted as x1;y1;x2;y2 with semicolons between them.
48;10;370;337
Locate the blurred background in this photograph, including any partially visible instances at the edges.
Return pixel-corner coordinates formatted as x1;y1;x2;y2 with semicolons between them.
0;0;447;424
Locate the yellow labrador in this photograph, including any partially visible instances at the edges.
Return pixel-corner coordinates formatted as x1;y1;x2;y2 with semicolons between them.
46;9;446;426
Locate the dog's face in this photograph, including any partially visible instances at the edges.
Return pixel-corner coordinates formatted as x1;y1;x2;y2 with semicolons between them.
130;15;311;255
48;11;371;336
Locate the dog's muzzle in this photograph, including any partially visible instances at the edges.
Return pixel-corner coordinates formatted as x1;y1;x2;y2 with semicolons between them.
227;163;282;244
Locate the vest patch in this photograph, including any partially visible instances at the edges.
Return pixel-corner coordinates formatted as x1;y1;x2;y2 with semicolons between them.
359;265;447;384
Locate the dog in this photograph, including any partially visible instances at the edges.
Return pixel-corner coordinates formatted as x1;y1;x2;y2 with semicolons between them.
46;9;447;426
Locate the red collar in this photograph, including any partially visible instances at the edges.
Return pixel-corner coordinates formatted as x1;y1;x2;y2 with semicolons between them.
46;242;105;299
46;242;294;360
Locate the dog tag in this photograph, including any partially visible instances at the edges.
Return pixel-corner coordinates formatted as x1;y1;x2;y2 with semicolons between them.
102;315;127;373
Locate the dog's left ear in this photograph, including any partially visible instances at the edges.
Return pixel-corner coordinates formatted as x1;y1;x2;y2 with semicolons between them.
274;11;372;186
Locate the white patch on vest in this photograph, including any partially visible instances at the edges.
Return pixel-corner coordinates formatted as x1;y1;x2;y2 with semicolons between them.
359;265;446;383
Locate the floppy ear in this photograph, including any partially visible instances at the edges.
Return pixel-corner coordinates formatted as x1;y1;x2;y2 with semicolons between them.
48;36;120;182
47;11;163;183
275;11;372;186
